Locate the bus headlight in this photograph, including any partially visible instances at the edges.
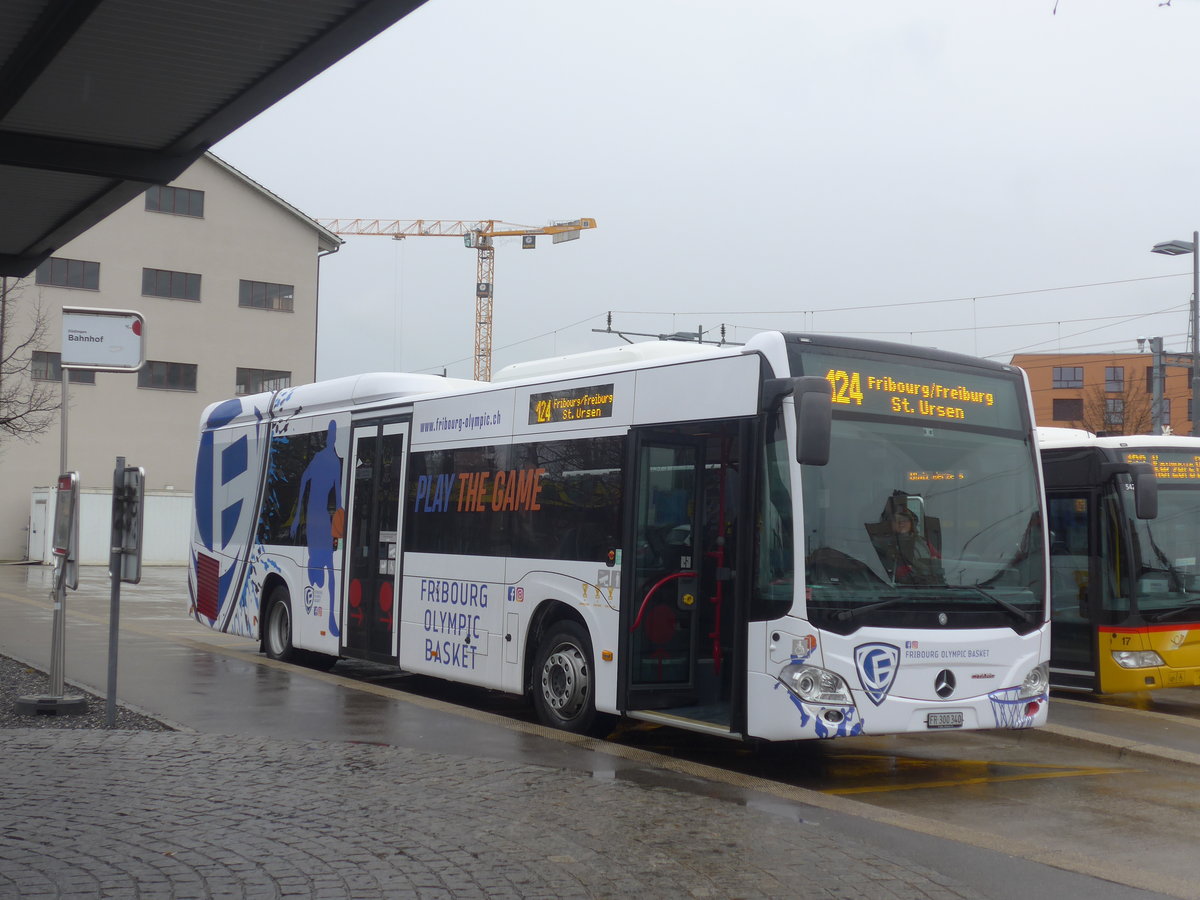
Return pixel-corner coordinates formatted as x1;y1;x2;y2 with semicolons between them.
1112;650;1165;669
1018;662;1049;698
779;664;853;705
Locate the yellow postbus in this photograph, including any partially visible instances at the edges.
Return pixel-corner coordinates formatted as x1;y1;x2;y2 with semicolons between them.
1039;429;1200;693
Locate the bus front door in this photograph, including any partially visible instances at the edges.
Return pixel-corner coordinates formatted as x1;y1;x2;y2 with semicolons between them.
342;420;409;664
1047;491;1098;690
623;426;739;730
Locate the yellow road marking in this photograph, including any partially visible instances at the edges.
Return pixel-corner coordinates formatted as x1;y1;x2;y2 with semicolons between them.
825;762;1131;795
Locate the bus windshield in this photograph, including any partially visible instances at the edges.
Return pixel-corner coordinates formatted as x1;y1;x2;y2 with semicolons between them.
788;346;1044;635
1126;484;1200;622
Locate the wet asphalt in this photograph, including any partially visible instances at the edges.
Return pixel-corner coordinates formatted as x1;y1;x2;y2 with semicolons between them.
0;564;1181;899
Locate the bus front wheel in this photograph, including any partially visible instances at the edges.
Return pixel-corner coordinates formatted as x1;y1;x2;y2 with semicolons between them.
532;621;605;735
264;586;299;663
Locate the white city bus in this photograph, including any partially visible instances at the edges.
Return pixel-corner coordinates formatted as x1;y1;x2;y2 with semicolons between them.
190;331;1050;740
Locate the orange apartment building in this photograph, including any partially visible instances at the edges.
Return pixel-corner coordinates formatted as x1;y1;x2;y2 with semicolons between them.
1010;351;1193;436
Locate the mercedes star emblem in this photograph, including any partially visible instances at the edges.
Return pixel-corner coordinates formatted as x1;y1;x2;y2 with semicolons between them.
934;669;956;698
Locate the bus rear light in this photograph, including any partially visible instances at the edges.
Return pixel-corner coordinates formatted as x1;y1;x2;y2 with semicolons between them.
1024;700;1042;718
195;553;219;621
1112;650;1165;669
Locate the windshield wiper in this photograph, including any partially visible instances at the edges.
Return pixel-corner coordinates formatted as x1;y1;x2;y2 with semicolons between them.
1144;526;1188;592
964;585;1036;624
1148;596;1200;623
832;594;905;622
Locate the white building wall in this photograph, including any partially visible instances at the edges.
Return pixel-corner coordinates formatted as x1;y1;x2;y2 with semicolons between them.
28;488;194;566
0;153;335;560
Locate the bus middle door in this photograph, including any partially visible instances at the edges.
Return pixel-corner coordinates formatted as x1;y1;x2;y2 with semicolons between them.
342;419;410;664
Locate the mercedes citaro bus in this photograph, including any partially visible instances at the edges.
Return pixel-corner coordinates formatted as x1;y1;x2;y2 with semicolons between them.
191;332;1050;740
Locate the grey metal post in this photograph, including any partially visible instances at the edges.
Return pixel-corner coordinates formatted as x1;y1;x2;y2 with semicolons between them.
1193;232;1199;436
48;548;66;696
52;367;68;697
106;456;124;727
59;366;68;474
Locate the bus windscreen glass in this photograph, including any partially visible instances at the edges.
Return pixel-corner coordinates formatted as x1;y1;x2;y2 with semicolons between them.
1119;449;1200;620
790;349;1043;633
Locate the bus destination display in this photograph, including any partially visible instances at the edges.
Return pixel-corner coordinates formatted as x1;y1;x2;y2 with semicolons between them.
1123;450;1200;482
529;383;615;425
800;352;1021;430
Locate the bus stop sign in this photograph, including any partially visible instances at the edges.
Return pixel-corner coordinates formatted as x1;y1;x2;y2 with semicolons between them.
61;307;145;371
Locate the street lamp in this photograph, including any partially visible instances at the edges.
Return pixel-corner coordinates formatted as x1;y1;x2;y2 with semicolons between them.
1151;231;1200;437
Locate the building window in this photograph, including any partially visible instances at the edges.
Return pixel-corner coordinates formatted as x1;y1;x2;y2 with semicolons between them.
1161;398;1172;427
1052;398;1083;421
1052;367;1083;389
1104;397;1124;428
1105;366;1124;393
239;279;294;312
145;185;204;217
34;257;99;290
236;367;292;395
31;351;95;384
137;360;197;391
142;268;201;301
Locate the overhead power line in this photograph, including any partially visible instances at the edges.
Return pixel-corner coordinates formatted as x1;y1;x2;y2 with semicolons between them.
607;271;1190;318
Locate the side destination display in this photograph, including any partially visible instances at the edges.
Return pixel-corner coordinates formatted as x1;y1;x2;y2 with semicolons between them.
1123;450;1200;482
529;383;615;425
801;351;1022;430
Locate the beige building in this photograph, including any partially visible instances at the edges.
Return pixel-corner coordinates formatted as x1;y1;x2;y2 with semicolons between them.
0;153;339;561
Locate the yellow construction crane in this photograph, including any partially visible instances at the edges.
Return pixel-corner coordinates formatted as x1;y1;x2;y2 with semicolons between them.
316;218;597;381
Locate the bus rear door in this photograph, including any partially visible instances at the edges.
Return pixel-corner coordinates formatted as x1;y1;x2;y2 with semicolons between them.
342;419;410;664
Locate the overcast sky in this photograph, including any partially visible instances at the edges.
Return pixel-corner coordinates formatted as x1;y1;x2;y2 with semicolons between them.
213;0;1200;382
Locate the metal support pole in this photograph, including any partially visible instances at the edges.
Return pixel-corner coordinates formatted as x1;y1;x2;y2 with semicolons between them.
106;456;125;727
59;366;68;474
1192;232;1200;436
49;552;66;696
52;368;69;698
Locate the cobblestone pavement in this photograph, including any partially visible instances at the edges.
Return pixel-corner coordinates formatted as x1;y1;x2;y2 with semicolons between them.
0;650;982;899
0;728;981;900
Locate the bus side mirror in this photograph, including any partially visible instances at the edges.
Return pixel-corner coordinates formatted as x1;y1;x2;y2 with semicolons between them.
762;376;831;466
794;376;832;466
1100;460;1158;520
1131;462;1157;520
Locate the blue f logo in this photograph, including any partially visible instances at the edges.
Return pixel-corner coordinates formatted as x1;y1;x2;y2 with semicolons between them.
854;643;900;706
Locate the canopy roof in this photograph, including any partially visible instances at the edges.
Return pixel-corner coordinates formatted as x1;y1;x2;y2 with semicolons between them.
0;0;427;276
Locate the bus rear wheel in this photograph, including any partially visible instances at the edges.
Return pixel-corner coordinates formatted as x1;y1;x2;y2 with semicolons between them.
532;621;605;735
264;586;299;663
